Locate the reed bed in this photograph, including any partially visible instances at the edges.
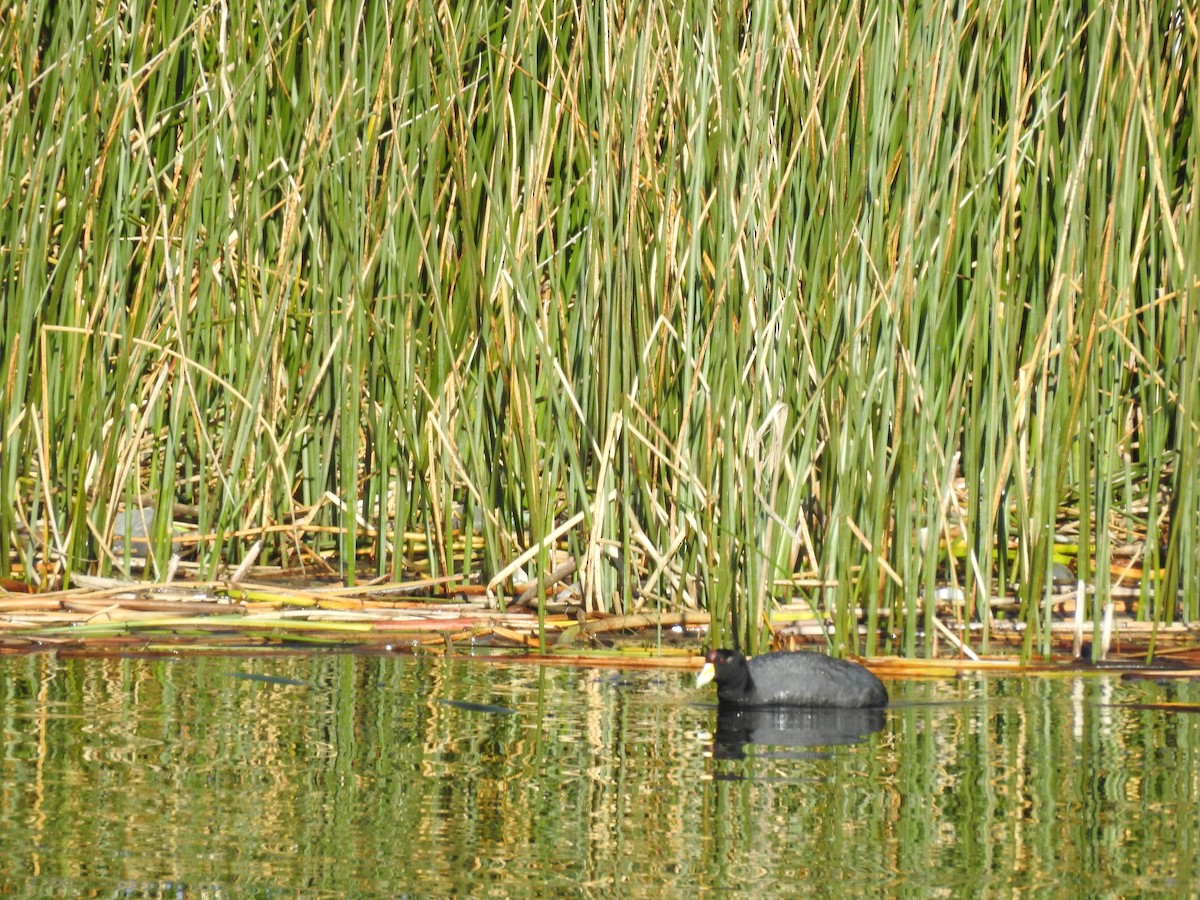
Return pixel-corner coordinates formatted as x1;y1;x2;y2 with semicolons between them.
1;0;1197;661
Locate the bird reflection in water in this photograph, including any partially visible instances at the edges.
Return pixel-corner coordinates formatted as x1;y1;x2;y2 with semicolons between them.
707;705;886;761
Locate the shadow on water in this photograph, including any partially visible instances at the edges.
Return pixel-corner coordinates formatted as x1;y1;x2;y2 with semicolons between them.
704;705;887;761
436;698;518;715
226;672;312;688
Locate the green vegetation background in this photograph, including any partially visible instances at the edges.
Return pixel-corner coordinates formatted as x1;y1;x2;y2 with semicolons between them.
2;0;1197;657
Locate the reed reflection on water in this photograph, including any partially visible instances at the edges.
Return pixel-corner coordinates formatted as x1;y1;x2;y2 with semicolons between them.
0;653;1196;895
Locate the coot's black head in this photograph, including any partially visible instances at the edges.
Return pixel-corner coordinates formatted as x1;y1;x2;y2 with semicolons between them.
696;648;752;691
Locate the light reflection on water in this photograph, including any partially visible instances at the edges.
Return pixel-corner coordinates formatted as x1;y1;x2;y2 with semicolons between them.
0;653;1197;895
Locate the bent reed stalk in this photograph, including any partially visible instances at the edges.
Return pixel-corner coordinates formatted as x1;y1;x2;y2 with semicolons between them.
1;0;1197;661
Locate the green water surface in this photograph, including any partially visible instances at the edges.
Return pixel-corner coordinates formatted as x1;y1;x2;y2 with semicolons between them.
0;653;1196;896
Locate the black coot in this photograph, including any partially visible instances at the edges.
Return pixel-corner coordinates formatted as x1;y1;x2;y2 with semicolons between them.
696;648;888;709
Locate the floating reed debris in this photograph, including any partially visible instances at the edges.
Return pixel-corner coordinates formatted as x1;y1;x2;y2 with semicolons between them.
0;576;707;653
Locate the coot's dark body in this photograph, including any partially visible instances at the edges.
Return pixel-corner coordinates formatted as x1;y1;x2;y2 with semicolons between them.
696;649;888;709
